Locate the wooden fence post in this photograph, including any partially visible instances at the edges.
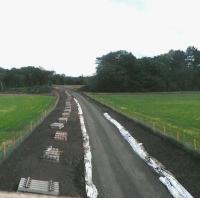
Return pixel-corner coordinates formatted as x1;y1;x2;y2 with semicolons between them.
153;122;155;131
176;131;179;141
3;142;6;158
31;121;33;131
194;138;197;150
13;137;15;145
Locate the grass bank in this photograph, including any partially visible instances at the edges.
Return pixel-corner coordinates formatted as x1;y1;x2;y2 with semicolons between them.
88;92;200;151
0;94;56;159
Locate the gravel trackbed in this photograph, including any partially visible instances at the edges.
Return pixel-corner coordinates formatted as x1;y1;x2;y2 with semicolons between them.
0;88;86;197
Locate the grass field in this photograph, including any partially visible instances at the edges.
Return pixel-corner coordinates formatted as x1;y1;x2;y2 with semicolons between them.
88;92;200;150
0;94;54;145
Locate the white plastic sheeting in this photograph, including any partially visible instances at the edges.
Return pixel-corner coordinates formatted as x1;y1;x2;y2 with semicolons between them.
74;98;98;198
104;113;193;198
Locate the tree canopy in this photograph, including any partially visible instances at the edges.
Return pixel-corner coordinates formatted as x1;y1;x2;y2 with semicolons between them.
87;46;200;92
0;66;85;91
1;46;200;92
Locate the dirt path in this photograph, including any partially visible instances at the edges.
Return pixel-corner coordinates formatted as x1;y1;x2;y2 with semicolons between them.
72;92;172;198
0;88;86;197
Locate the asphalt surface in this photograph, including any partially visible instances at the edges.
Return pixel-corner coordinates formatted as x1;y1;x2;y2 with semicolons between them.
72;92;171;198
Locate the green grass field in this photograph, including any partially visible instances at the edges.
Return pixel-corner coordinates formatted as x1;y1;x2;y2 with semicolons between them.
89;92;200;150
0;94;54;145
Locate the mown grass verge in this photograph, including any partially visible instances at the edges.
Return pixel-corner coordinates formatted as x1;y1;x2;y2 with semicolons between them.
0;94;57;160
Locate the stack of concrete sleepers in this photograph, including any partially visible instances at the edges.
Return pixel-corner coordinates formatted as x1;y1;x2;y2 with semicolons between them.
17;91;73;196
18;177;59;196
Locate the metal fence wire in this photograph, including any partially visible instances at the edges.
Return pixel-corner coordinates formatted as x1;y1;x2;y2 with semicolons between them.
125;114;199;152
88;95;200;153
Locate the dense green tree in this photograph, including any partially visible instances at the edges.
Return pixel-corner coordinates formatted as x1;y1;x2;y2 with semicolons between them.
95;51;137;91
0;66;85;90
0;67;7;90
87;47;200;92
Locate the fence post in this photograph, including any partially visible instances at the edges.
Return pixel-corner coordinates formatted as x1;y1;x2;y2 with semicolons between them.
163;126;166;134
193;138;197;150
153;122;155;132
13;136;16;145
176;131;179;141
3;142;6;158
20;130;23;143
31;121;33;131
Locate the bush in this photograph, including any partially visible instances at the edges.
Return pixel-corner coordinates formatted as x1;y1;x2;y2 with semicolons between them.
0;85;52;94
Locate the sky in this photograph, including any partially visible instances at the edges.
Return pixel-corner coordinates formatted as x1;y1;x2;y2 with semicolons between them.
0;0;199;76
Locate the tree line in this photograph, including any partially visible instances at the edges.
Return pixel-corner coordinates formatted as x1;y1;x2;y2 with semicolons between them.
0;66;85;91
1;46;200;93
86;46;200;92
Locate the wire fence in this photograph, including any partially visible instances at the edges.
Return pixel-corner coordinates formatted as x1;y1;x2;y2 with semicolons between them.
0;91;59;163
88;95;200;153
127;115;200;152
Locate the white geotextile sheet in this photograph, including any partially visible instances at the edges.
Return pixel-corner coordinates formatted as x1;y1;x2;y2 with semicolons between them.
104;113;193;198
74;98;98;198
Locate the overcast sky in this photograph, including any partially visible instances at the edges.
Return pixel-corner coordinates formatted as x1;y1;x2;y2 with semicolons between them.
0;0;199;76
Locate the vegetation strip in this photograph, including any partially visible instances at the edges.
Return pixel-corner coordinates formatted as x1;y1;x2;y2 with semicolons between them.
74;97;98;198
104;113;193;198
88;93;200;151
86;48;200;92
0;93;58;162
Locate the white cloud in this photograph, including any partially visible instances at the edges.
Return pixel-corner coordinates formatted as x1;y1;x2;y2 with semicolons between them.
0;0;199;76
